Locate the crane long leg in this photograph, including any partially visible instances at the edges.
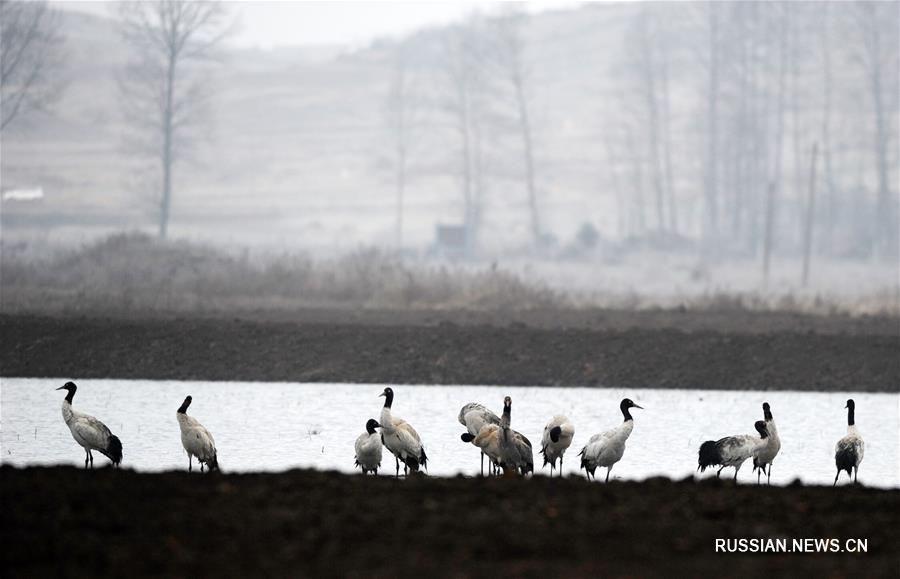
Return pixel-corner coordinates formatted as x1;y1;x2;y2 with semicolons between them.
201;462;205;473
767;464;772;485
559;456;563;478
395;456;400;478
716;466;724;479
189;455;192;472
757;468;761;485
854;467;858;484
84;449;89;469
833;470;840;487
606;466;612;483
88;450;94;469
480;452;484;477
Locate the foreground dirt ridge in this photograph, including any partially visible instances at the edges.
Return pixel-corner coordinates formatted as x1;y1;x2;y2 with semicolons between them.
3;466;898;577
2;312;898;390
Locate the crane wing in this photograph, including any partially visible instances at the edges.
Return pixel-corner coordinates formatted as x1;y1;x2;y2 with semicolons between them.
71;415;113;449
716;434;758;463
460;404;500;435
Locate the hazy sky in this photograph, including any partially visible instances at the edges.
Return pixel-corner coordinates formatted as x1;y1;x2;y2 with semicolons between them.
57;0;584;49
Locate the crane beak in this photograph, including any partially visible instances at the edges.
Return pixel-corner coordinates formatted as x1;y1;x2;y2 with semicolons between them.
374;421;381;428
633;404;644;410
55;385;67;390
378;392;385;398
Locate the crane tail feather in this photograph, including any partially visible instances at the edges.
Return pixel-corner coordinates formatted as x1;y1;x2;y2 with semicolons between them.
697;440;720;473
98;434;123;466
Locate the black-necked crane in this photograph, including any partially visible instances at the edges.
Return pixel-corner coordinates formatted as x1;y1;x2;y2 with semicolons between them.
579;398;642;482
56;382;122;468
458;402;500;475
514;431;534;476
176;395;219;472
379;387;427;476
471;424;503;475
834;399;864;486
752;402;781;484
354;419;383;475
698;420;768;481
494;396;534;476
540;415;574;477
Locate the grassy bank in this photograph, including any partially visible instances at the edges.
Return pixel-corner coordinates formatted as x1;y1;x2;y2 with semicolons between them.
2;233;562;314
3;233;897;317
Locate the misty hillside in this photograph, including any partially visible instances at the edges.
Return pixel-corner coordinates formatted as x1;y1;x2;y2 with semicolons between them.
1;2;897;261
2;5;631;251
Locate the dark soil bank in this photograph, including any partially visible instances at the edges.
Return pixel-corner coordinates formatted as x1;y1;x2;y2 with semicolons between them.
2;311;898;390
2;467;898;578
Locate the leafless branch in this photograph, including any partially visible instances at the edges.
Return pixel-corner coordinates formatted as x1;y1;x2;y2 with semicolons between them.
0;0;65;130
116;0;230;238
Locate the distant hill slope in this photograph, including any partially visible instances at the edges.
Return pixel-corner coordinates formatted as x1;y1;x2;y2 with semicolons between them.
1;3;894;254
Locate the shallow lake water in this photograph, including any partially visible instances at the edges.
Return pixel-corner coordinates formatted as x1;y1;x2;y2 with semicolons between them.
2;378;897;487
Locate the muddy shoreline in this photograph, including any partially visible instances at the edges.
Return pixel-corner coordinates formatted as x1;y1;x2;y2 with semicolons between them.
2;466;898;577
2;311;897;390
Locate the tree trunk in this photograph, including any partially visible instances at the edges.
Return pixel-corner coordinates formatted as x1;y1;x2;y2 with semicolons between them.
704;3;720;242
604;140;626;238
802;144;818;286
639;14;666;233
660;56;677;234
868;25;896;259
732;18;748;238
458;80;475;256
396;143;405;253
393;54;408;254
763;5;789;285
790;16;804;250
626;132;646;235
514;76;540;245
160;52;176;239
820;5;836;257
747;3;765;254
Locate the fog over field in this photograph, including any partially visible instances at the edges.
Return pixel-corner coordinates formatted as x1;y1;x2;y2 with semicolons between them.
2;1;898;313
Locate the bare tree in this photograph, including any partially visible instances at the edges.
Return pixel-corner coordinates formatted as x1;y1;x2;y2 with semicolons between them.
625;7;671;233
722;1;752;241
703;1;721;241
117;0;229;239
384;43;418;252
801;143;818;285
658;28;678;235
762;3;790;284
438;16;489;255
0;0;64;131
851;2;899;258
488;8;542;245
818;4;837;256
